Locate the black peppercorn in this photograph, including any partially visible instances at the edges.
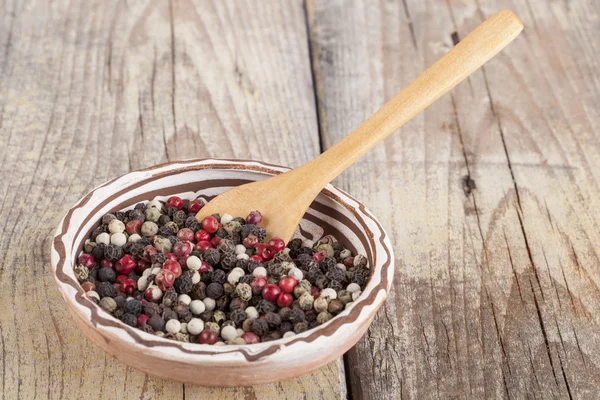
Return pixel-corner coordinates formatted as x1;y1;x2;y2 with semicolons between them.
139;237;152;247
247;260;263;274
306;267;322;284
278;307;292;321
90;243;106;261
185;216;200;231
114;294;127;309
129;209;145;222
124;299;143;316
162;307;178;321
174;303;193;322
97;281;116;298
287;238;302;250
217;239;235;253
296;254;313;268
151;253;166;265
251;318;269;336
327;280;343;292
215;296;229;311
98;268;116;283
315;275;329;290
232;217;245;225
265;312;282;328
262;331;281;342
267;263;284;279
144;301;162;317
166;207;178;217
129;242;145;260
241;224;266;241
199;310;214;322
104;244;124;262
273;252;292;263
158;226;172;237
173;210;187;227
326;266;347;284
229;297;246;311
220;253;237;271
203;248;220;266
328;299;344;315
289;308;305;324
148;315;165;332
102;214;117;225
352;269;367;287
229;309;247;327
215;228;228;238
278;321;293;335
293;322;309;334
320;256;336;272
206;282;224;299
190;282;207;300
239;274;254;285
309;320;320;329
121;313;137;327
157;214;171;226
115;211;128;222
134;202;146;211
256;299;275;315
305;309;317;322
210;269;227;285
173;274;193;294
162;288;178;307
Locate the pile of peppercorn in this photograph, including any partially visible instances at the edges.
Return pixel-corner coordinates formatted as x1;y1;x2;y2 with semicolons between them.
75;196;371;345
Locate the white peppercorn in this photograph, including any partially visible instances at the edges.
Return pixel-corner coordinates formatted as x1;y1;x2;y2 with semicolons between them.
221;325;237;341
178;294;191;305
252;267;267;277
187;318;204;335
191;271;200;284
283;331;295;338
180;322;188;334
110;232;127;246
108;219;125;234
236;253;249;260
96;232;110;245
189;300;206;315
346;283;361;293
186;255;201;271
320;288;337;300
166;319;181;334
203;297;216;311
221;213;234;224
245;306;259;319
340;249;351;259
288;267;303;281
128;234;141;242
352;291;362;301
336;263;346;271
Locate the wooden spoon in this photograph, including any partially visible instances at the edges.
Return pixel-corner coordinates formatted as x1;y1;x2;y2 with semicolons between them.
197;10;523;241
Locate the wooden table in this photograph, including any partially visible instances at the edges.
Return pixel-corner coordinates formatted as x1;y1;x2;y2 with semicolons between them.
1;0;599;398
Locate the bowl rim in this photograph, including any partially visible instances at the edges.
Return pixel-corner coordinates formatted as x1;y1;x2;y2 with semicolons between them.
51;158;395;364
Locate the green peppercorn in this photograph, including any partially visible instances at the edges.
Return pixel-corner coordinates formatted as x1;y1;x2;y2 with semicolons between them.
317;311;333;324
154;236;172;253
145;208;161;222
74;264;89;282
313;297;328;313
205;322;220;336
236;283;252;301
337;290;352;305
213;310;226;324
141;221;159;237
99;297;117;313
298;292;314;311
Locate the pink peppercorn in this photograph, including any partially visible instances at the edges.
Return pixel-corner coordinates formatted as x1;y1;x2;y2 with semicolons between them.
163;260;182;278
249;255;263;263
166;196;183;210
210;237;221;247
188;200;203;214
262;284;281;302
126;220;142;235
246;210;263;225
201;216;219;233
195;230;211;242
137;314;149;327
277;293;293;308
78;254;96;269
115;255;136;275
268;238;285;253
242;332;260;344
198;329;217;344
173;241;192;257
100;259;114;269
195;241;213;251
312;251;326;263
177;228;194;242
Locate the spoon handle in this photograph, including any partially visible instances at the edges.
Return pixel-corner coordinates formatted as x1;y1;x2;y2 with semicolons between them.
287;10;522;196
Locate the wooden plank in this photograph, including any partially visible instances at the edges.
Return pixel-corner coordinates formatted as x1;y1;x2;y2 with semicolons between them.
307;0;600;398
0;0;345;398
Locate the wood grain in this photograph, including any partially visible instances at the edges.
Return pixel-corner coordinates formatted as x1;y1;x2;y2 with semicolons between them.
307;0;600;398
0;0;344;399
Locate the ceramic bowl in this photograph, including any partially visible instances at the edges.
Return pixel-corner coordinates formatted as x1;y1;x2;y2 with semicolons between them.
51;159;394;386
